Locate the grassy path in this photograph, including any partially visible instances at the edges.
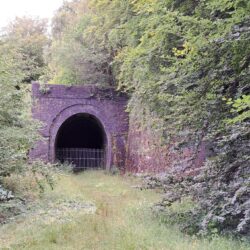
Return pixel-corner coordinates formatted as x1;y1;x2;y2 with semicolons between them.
0;171;248;250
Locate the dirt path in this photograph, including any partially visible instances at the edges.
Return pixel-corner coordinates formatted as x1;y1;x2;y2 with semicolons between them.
0;171;248;250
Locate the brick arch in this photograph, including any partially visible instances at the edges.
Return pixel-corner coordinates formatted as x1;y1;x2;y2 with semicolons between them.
31;83;128;171
49;104;112;169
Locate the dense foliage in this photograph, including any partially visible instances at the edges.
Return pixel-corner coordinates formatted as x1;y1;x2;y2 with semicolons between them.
49;0;114;85
0;0;248;238
0;17;54;205
47;0;250;237
2;17;49;83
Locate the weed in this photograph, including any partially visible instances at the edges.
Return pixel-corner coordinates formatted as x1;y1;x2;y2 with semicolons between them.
0;171;249;250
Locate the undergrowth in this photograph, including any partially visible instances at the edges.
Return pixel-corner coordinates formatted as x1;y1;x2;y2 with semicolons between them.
0;171;249;250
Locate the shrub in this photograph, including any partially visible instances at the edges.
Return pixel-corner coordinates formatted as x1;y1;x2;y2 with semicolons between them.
154;122;250;237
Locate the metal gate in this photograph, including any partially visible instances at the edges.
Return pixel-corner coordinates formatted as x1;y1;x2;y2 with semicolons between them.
56;148;105;170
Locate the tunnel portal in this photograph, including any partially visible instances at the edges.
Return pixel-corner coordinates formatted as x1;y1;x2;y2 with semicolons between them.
30;83;128;171
55;114;106;169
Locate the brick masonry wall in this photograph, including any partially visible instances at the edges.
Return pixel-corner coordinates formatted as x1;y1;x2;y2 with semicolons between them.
30;83;129;170
125;118;208;174
31;82;207;173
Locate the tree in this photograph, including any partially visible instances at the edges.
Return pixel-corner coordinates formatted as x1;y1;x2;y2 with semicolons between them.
48;0;250;236
49;0;116;85
1;17;49;83
0;17;53;203
0;43;39;177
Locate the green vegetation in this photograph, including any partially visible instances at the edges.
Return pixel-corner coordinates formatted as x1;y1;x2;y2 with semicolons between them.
47;0;250;237
0;171;249;250
0;17;54;220
0;0;249;243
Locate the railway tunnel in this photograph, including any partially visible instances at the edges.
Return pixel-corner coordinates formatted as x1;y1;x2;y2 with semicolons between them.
55;113;106;169
30;83;128;171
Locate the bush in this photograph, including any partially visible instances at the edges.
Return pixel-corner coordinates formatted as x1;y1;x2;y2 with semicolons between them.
0;25;54;209
2;162;57;201
154;122;250;237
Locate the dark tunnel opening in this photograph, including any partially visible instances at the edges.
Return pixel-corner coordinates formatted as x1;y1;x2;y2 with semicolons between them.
55;113;106;170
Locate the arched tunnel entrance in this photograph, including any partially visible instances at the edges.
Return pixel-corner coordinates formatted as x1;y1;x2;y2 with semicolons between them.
55;113;106;170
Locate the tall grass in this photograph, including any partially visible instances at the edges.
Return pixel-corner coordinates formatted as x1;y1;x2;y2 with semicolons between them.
0;171;249;250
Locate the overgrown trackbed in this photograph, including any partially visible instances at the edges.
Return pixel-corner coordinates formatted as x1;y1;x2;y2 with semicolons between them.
0;171;248;250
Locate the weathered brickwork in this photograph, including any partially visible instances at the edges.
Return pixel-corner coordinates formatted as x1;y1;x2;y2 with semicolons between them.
31;82;207;173
125;119;207;174
30;83;129;170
